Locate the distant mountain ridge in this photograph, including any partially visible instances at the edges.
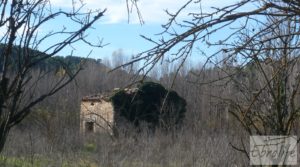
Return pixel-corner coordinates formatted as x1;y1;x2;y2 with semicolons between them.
0;44;104;72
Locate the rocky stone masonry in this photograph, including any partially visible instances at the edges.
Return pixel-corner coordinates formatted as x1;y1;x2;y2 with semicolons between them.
80;88;137;134
80;94;114;134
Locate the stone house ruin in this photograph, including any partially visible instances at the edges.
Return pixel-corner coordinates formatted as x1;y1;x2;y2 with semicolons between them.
80;89;134;135
80;82;187;135
80;94;114;134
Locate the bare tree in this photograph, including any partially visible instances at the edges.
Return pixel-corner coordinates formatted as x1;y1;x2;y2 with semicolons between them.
128;1;300;71
0;0;105;152
220;16;300;159
121;0;300;161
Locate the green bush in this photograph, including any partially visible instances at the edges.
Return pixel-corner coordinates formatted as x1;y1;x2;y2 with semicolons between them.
83;143;97;153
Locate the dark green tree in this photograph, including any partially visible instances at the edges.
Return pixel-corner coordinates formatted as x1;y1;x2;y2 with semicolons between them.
111;82;186;132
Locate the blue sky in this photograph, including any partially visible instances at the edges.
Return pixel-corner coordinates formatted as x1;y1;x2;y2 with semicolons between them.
48;0;239;64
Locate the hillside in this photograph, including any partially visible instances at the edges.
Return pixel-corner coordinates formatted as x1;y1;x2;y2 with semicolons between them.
0;44;106;72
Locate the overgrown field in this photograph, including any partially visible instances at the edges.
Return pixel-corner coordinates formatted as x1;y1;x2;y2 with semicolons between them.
2;128;247;166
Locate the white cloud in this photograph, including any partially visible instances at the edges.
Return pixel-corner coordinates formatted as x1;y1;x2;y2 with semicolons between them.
50;0;236;24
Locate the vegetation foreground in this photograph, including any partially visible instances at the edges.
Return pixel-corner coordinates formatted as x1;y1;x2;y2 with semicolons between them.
1;131;246;166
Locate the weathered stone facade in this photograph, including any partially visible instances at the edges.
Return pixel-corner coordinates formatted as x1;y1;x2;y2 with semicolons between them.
80;82;187;135
80;95;114;134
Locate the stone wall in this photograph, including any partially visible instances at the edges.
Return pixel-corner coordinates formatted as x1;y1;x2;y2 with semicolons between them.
80;96;114;134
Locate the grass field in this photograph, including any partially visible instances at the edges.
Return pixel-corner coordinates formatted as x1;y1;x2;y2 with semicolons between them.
1;128;248;167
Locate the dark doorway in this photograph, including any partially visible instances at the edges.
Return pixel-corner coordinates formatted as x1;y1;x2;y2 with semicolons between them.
85;121;94;133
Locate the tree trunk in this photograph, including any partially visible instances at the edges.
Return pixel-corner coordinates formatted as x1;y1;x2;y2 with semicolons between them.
0;123;10;153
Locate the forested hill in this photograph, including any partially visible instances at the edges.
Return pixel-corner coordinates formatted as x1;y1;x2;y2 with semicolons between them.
0;44;103;72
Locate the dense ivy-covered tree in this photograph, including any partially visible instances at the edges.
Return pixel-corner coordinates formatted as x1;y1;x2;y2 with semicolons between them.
111;82;186;132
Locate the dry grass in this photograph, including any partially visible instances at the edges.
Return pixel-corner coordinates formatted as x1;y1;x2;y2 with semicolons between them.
2;125;249;167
